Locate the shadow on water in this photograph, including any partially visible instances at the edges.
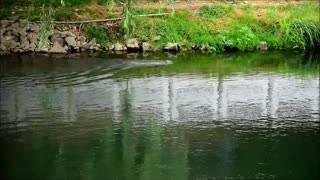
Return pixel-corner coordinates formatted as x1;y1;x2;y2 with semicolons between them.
0;51;319;179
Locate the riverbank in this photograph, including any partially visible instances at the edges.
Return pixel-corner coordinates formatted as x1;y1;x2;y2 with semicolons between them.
0;0;319;55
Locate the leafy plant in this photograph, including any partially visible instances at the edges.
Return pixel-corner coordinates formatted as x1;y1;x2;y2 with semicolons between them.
120;0;135;40
198;5;234;18
38;4;55;48
85;25;110;45
284;20;320;49
24;2;35;31
167;0;175;15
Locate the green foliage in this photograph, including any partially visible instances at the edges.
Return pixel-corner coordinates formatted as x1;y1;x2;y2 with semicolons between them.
167;0;176;15
198;5;234;18
121;0;135;40
85;25;110;45
131;7;165;15
284;20;320;49
134;2;319;51
106;0;114;11
38;5;55;48
211;26;259;51
1;0;318;51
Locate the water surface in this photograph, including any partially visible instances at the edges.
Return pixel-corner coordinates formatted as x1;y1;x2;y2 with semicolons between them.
0;51;319;179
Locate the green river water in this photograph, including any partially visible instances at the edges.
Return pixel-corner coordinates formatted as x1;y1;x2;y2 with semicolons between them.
0;51;319;179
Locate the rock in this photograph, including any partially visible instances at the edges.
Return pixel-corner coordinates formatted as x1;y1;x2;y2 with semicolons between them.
19;29;27;37
11;29;19;37
64;45;69;51
107;44;114;51
36;46;49;53
81;38;96;50
126;38;140;51
114;43;126;51
74;46;80;51
0;20;10;28
49;41;67;54
0;28;6;36
190;43;196;50
68;31;76;37
5;35;15;41
78;36;86;43
29;42;36;51
164;42;180;51
93;45;102;51
152;35;161;42
50;34;65;46
27;33;37;44
81;42;89;50
60;31;76;38
20;36;29;49
12;48;19;53
199;43;210;51
4;30;11;36
4;40;19;50
88;38;96;45
259;41;268;51
0;44;7;52
142;42;152;51
65;37;77;48
60;31;68;38
28;23;39;33
17;19;25;28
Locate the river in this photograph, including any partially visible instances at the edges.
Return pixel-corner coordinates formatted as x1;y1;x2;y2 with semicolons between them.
0;51;319;179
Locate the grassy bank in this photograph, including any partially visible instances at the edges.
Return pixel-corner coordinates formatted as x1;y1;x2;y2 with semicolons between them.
1;0;319;52
130;2;320;51
87;1;320;51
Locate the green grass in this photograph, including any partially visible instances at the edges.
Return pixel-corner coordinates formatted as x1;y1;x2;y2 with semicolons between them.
1;1;318;51
130;2;319;51
198;5;234;18
84;25;111;45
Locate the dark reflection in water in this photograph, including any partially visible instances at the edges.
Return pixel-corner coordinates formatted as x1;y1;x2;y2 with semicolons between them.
0;51;319;179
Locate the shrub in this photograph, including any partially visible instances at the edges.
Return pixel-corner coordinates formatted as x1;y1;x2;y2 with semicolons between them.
198;5;234;18
85;25;110;45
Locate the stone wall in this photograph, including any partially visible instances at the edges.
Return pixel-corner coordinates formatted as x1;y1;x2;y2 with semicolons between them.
0;20;169;55
0;19;226;55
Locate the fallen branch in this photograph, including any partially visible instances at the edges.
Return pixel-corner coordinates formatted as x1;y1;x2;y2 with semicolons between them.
53;13;170;24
